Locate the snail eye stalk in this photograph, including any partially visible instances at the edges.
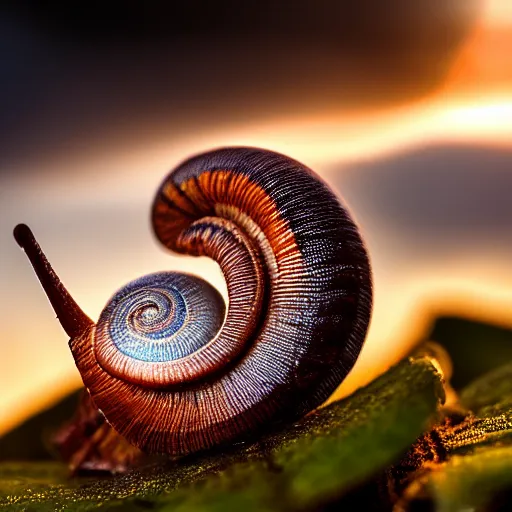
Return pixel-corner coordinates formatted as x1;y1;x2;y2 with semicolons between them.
13;223;93;338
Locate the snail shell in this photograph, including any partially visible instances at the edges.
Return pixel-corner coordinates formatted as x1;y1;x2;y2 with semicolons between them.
14;147;372;455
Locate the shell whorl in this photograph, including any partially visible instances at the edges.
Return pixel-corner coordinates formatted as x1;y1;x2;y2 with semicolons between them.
19;147;373;456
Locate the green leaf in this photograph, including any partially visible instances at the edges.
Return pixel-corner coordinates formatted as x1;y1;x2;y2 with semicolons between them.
397;445;512;512
0;353;444;511
428;316;512;390
460;360;512;415
441;361;512;456
393;359;512;510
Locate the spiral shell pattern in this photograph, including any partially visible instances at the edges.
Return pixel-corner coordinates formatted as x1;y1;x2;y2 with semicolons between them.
70;147;373;455
94;272;226;385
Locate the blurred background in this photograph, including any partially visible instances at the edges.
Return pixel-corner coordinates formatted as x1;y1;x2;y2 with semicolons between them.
1;0;511;436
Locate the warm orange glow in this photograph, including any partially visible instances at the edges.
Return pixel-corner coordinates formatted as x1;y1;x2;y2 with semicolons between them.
481;0;512;26
444;0;512;95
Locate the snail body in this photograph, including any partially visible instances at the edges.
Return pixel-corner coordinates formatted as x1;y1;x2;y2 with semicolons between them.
14;147;372;456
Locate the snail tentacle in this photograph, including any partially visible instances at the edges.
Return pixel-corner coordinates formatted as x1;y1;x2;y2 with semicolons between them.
13;224;93;338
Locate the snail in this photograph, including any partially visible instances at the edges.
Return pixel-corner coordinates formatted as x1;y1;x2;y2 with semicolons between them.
14;147;372;456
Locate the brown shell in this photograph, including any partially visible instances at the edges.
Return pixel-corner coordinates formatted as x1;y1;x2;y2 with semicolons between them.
17;147;373;456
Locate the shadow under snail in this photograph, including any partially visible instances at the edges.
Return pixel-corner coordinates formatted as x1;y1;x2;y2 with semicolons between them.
14;147;373;457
